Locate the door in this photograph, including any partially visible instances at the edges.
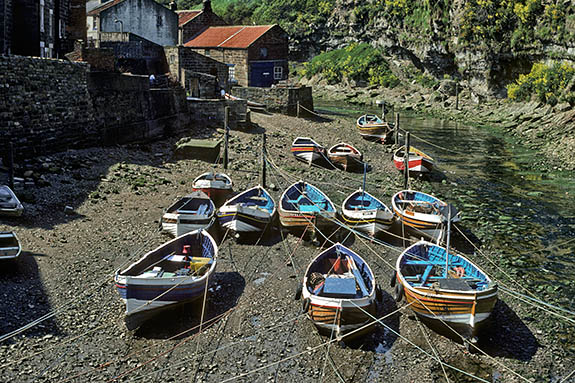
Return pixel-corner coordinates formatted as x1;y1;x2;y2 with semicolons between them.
249;62;275;87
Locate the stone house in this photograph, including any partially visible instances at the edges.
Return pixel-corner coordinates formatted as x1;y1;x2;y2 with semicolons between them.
6;0;80;57
184;24;288;87
176;0;226;45
164;45;228;98
87;0;178;47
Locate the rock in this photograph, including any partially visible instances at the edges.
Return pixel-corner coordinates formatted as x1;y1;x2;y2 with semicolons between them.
63;206;75;215
554;103;572;113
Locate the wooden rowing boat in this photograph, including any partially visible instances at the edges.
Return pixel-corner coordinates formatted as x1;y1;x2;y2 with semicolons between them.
0;185;23;217
192;172;233;206
302;243;378;339
391;190;459;243
393;146;434;173
341;189;394;236
217;185;276;233
0;231;21;261
394;240;498;342
290;137;328;166
115;230;217;329
279;181;336;233
161;191;215;237
356;114;392;143
327;143;364;172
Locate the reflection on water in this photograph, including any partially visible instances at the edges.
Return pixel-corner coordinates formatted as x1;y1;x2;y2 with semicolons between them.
317;101;575;320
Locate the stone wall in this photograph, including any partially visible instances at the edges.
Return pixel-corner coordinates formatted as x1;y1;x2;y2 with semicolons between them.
0;56;97;158
231;86;313;116
164;46;228;89
187;98;247;130
179;7;226;45
0;0;12;54
194;48;248;86
0;55;192;160
99;32;168;74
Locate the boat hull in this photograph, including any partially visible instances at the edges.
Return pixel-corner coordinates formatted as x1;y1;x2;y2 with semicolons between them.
161;217;214;237
0;186;24;217
342;209;393;236
307;299;377;339
328;154;364;172
393;207;445;242
398;274;498;339
0;232;21;260
217;207;272;233
279;211;336;233
393;157;433;173
291;149;324;164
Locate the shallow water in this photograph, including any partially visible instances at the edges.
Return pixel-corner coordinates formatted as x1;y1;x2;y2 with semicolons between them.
317;102;575;339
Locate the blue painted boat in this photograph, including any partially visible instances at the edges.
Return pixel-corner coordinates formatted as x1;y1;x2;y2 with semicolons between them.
279;181;336;232
341;189;394;236
217;185;276;233
115;230;217;329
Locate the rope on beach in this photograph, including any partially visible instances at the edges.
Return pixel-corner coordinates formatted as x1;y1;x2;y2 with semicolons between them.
297;104;327;119
415;316;451;383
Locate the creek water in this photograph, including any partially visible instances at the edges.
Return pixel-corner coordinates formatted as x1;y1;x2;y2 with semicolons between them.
317;102;575;350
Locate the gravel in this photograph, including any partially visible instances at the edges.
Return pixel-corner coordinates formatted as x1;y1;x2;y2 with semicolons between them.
0;112;571;382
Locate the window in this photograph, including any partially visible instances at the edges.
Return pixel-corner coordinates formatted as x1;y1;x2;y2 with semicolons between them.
49;9;53;37
204;49;210;56
274;66;283;80
156;15;163;28
40;0;44;32
259;47;268;58
228;64;235;82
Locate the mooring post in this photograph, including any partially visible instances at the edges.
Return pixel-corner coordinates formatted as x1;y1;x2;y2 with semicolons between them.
7;142;14;190
223;106;229;169
455;82;459;110
403;132;410;190
394;113;400;145
261;133;267;188
297;101;300;118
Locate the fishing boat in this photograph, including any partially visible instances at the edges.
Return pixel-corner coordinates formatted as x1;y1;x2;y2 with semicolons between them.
394;240;498;343
279;181;336;233
0;185;23;217
341;189;394;236
290;137;328;166
115;230;217;329
327;143;364;172
192;172;233;205
161;191;215;237
356;114;392;143
393;146;434;173
302;243;378;338
391;190;459;243
0;231;21;260
217;185;276;233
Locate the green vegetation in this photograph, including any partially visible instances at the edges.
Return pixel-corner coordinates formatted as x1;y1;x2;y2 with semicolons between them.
507;62;575;105
301;43;400;88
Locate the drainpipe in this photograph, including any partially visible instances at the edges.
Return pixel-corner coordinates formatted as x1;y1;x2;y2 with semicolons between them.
114;18;123;34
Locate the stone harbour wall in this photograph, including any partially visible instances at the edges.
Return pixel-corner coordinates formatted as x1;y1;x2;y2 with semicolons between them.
0;56;98;158
231;86;313;116
0;55;192;160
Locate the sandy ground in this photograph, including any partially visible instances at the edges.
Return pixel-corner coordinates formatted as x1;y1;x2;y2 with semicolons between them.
0;112;571;382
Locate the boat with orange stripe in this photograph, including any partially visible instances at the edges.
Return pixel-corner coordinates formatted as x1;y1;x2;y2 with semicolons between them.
279;181;336;234
394;240;498;344
356;114;393;143
391;190;459;243
300;243;381;339
393;145;434;173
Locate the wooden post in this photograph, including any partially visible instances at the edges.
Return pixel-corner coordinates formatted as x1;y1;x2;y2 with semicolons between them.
297;101;300;118
455;82;459;110
7;142;14;190
394;113;400;145
403;132;410;190
381;100;385;121
261;133;266;188
223;106;229;170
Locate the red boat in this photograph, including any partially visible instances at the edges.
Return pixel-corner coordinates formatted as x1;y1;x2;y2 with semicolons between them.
393;146;434;173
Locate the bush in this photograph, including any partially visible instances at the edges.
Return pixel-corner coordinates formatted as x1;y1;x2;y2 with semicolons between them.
302;43;399;88
507;62;575;104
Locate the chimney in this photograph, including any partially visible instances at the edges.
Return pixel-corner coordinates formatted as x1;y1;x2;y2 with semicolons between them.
202;0;212;13
169;1;177;11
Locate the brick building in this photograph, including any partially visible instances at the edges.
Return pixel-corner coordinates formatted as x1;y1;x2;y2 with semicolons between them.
176;0;226;45
87;0;178;47
184;24;288;87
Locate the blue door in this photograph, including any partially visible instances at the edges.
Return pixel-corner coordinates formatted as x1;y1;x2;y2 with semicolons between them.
250;62;275;87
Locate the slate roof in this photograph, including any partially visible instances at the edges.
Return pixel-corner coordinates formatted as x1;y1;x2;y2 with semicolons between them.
87;0;125;16
177;10;202;27
184;25;275;49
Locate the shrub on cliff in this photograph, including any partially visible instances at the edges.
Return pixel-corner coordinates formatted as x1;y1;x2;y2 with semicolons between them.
507;62;575;104
301;43;400;88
